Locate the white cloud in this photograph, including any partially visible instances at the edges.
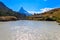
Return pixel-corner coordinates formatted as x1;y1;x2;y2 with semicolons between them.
40;8;54;13
28;8;54;14
28;11;41;14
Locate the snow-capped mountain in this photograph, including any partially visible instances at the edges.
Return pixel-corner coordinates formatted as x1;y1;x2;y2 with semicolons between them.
19;7;32;16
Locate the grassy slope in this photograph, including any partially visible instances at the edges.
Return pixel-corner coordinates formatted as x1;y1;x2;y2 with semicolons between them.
27;8;60;23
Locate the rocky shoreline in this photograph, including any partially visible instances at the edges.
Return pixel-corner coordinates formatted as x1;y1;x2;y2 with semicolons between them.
0;16;18;21
0;16;60;25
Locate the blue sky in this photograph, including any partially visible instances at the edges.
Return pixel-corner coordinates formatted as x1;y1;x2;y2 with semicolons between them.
0;0;60;13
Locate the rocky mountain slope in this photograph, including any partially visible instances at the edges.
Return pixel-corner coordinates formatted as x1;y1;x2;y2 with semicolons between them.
19;7;32;16
0;2;26;21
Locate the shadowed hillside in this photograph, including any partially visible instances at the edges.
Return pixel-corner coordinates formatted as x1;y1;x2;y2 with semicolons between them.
0;2;26;21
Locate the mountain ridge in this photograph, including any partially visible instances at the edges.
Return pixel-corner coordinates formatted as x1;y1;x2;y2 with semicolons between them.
19;7;32;16
0;2;26;21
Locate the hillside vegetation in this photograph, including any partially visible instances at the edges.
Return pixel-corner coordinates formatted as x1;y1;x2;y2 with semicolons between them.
27;8;60;23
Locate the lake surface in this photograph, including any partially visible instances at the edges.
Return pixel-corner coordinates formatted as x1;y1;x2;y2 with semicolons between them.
0;20;60;40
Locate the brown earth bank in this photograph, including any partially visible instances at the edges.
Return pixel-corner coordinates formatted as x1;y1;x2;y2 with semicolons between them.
26;8;60;23
0;16;18;21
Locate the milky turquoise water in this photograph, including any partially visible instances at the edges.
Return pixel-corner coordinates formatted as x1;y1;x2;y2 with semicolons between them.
0;20;60;40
